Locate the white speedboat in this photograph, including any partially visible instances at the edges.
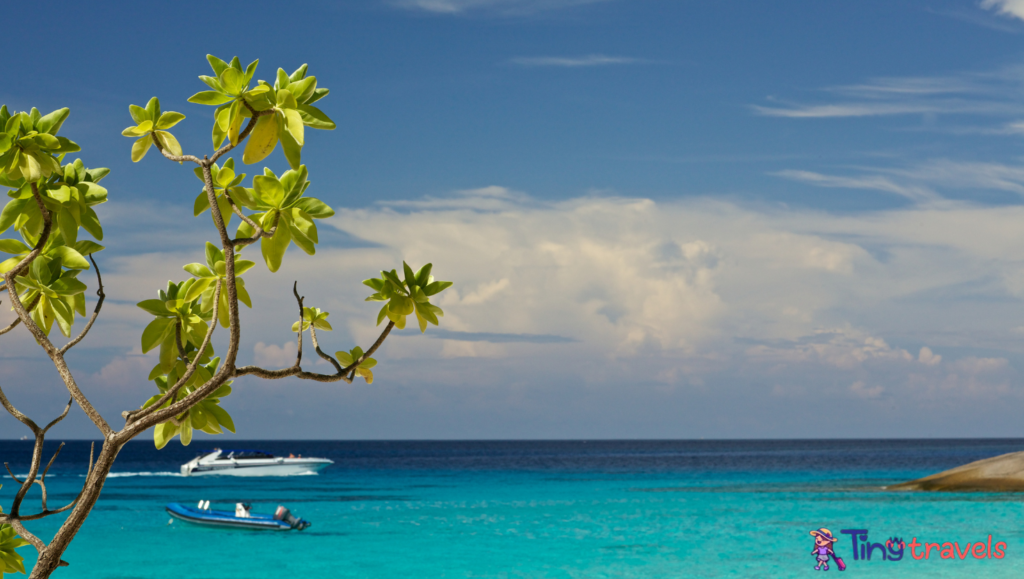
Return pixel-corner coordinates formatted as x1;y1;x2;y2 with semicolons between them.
180;449;333;477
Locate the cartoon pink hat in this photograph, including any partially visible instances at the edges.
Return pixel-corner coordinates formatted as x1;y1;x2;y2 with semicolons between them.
810;528;838;543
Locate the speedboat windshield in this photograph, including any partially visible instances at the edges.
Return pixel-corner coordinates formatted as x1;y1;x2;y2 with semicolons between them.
225;450;275;459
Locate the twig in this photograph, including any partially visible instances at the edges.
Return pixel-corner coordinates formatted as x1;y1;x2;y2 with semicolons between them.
150;132;202;165
0;295;40;337
60;256;105;354
234;321;396;383
293;282;304;368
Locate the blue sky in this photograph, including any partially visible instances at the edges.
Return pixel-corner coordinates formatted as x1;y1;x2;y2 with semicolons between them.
6;0;1024;440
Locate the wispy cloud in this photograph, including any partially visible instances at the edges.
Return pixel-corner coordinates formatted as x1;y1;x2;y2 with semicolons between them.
752;65;1024;119
773;170;940;203
509;54;641;67
389;0;610;15
981;0;1024;22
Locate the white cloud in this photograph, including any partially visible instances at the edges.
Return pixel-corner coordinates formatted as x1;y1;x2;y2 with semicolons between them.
981;0;1024;21
510;55;640;67
850;380;884;399
918;346;942;366
253;341;299;368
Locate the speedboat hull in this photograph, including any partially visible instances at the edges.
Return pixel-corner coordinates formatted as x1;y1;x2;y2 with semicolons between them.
180;450;333;477
166;503;309;531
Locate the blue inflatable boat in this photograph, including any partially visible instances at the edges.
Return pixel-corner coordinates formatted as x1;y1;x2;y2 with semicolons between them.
166;502;311;531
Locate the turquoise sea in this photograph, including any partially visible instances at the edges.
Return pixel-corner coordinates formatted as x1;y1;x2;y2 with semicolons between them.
3;439;1024;578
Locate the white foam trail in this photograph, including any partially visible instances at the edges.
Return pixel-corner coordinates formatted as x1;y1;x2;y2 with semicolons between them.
84;471;182;478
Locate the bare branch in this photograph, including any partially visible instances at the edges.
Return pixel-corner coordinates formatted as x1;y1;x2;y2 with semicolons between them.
60;255;106;354
230;210;279;248
0;295;40;337
41;442;64;483
150;132;202;165
5;463;24;485
0;383;41;434
234;321;397;383
309;324;344;375
42;398;73;434
293;282;304;368
9;520;44;552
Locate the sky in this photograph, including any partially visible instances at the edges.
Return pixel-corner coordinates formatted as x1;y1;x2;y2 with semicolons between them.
5;0;1024;440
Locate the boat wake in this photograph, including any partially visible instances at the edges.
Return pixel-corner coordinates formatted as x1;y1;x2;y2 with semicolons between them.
91;471;182;478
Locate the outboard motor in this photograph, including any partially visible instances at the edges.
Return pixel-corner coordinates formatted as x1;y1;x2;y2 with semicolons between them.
274;505;311;530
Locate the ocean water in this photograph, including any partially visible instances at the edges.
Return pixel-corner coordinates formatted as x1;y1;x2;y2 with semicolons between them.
2;439;1024;578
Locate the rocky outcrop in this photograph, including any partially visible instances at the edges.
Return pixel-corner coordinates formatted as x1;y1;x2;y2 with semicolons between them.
889;450;1024;492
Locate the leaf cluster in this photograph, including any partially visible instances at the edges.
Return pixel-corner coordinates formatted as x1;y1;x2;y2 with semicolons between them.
0;110;107;337
187;55;334;168
292;306;331;332
336;347;376;383
142;357;235;449
234;165;334;271
0;521;29;576
0;106;78;182
364;262;452;332
122;97;185;162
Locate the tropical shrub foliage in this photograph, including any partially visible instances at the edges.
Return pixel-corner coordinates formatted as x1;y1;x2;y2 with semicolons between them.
0;55;451;578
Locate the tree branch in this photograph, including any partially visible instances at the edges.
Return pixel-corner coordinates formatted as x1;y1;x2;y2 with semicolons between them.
59;256;105;354
124;281;222;425
0;295;40;337
3;186;112;437
150;132;202;165
234;321;396;383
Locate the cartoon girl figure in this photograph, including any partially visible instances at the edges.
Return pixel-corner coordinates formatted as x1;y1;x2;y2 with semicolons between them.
810;528;844;571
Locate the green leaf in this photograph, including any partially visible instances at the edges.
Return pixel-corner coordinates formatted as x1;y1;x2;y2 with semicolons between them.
382;269;404;290
424;280;453;296
234;259;255;276
0;239;29;254
145;97;161;122
253;174;285;208
279;126;302;170
187;91;234;106
207;54;230;77
205;242;223;271
153;421;176;449
155;131;182;156
50;246;90;269
297;104;336;129
131;135;152;162
137;299;171;317
403;262;417;288
37;108;70;135
294;197;335;219
193;190;211;216
156;111;186;130
73;240;104;256
141;317;174;353
184;263;214;278
129;104;149;124
80;206;103;240
242;114;279;164
415;263;433;287
261;217;291;272
236;279;252;308
205;403;236;433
